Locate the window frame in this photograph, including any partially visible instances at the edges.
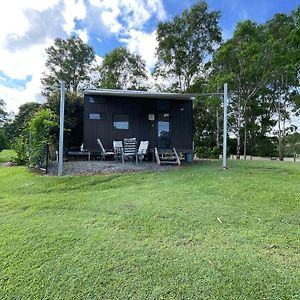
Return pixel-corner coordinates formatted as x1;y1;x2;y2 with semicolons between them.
88;112;106;120
113;113;130;130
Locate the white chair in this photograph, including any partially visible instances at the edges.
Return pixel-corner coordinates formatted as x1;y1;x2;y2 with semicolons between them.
123;138;138;165
113;140;124;163
96;138;115;160
137;141;149;161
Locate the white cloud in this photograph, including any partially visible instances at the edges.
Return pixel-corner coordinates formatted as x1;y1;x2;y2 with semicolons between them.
120;29;158;70
0;0;87;113
62;0;86;34
76;28;89;43
89;0;166;71
0;75;43;114
0;0;166;114
87;0;166;35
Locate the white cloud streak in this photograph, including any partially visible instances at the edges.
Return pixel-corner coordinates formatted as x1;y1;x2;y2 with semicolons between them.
0;0;166;113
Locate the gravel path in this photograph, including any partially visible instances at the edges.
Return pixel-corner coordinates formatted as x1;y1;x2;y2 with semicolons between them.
48;161;174;176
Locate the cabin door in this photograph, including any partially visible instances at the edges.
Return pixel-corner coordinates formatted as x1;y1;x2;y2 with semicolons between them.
157;113;171;148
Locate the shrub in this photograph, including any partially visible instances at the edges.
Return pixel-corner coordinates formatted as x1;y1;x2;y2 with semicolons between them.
28;108;56;167
13;136;29;165
195;146;220;159
0;129;8;152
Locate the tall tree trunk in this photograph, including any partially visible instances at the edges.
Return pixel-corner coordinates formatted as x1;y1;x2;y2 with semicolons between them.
243;121;247;160
236;97;242;159
216;109;220;149
278;95;284;161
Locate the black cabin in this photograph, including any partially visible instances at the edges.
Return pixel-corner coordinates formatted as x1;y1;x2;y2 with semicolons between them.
83;89;194;160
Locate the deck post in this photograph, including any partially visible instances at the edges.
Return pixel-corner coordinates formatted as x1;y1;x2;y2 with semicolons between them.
58;81;65;176
223;83;228;169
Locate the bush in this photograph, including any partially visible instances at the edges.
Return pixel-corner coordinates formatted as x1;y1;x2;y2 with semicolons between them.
28;108;56;167
0;129;8;152
13;136;29;165
195;146;220;159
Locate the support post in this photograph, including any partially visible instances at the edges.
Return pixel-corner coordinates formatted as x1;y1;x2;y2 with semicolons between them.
223;83;228;169
58;81;65;176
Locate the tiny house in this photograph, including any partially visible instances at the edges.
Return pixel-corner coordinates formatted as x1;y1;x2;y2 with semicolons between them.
83;89;194;160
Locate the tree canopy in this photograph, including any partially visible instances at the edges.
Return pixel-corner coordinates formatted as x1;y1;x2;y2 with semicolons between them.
41;36;96;95
155;1;221;91
0;99;8;127
98;47;148;90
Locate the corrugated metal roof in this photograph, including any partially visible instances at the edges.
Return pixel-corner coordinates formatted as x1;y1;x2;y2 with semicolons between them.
84;88;195;101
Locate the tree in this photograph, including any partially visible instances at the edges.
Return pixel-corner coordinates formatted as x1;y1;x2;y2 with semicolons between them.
0;99;8;127
0;100;8;151
98;47;148;90
285;132;300;157
155;1;221;91
263;12;299;160
28;108;56;167
45;91;83;148
188;77;223;156
6;102;41;141
212;20;271;158
41;36;96;95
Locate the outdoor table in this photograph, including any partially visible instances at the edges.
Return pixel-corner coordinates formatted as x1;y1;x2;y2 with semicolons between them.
67;151;91;161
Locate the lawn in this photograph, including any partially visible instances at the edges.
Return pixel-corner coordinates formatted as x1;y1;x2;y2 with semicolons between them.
0;153;299;299
0;150;16;163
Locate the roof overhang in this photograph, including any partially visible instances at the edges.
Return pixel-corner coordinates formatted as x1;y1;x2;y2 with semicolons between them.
84;89;195;101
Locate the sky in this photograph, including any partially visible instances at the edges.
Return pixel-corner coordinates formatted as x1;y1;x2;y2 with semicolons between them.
0;0;299;115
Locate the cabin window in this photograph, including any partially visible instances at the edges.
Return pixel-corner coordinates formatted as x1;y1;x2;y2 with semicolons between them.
89;113;106;120
113;114;129;129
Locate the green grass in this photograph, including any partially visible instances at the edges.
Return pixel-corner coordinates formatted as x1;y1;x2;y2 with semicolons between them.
0;158;299;299
0;150;16;163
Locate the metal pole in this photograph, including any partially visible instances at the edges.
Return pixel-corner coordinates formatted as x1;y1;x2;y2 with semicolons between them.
58;81;65;176
223;83;228;169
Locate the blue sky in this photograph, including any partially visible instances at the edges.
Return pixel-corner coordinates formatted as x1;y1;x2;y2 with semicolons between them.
83;0;300;58
0;0;299;113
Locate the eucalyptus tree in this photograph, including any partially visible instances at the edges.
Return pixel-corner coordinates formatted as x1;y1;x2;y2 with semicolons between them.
41;36;96;95
0;99;8;127
263;11;299;160
155;1;221;92
98;47;148;90
212;20;270;158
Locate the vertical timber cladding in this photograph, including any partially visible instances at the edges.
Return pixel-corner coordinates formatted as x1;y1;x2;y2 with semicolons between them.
170;99;193;152
83;93;193;153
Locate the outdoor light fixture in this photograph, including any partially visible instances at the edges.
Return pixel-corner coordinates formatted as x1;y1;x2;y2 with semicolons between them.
148;114;155;121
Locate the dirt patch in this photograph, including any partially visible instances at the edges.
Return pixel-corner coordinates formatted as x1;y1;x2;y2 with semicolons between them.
47;161;174;176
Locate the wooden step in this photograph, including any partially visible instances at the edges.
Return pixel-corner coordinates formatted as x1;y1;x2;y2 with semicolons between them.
155;147;181;166
160;161;179;165
160;158;177;162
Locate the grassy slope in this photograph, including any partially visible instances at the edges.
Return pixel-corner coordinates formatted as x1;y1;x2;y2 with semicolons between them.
0;159;299;299
0;150;16;163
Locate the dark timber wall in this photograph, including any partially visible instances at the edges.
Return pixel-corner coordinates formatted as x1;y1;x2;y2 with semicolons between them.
83;94;193;154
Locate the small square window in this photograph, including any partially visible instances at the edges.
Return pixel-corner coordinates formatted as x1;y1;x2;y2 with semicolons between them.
89;113;106;120
113;114;129;129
